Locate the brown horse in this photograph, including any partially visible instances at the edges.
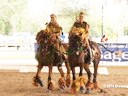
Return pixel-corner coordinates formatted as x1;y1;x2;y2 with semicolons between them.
68;33;102;93
33;30;71;91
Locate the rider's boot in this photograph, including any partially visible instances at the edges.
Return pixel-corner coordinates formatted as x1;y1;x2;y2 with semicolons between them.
88;46;92;64
56;51;63;68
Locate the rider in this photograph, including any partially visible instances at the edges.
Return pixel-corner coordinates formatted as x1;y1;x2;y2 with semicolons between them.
45;14;66;67
70;12;92;64
45;14;63;50
45;14;62;37
101;35;108;42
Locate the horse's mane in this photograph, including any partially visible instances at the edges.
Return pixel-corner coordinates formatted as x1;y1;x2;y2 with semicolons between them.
69;34;82;51
36;30;50;44
37;30;62;55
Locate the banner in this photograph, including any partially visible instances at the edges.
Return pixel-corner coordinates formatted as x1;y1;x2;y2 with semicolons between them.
34;42;128;62
99;43;128;62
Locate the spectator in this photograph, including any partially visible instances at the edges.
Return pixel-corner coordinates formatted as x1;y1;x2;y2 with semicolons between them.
101;35;108;42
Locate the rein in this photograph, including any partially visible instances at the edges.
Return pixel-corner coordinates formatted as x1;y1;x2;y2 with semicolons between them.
98;43;114;53
63;46;85;55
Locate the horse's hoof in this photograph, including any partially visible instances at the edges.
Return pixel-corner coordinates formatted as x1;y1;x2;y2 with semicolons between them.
99;89;107;93
58;77;66;90
60;88;65;93
32;82;38;87
80;86;85;93
85;88;91;94
46;89;52;93
33;77;44;87
35;77;43;87
48;80;55;91
38;80;43;87
71;88;77;94
66;76;71;88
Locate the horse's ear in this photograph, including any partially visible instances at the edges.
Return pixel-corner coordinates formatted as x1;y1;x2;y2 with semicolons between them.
45;22;48;25
62;32;63;35
60;27;63;30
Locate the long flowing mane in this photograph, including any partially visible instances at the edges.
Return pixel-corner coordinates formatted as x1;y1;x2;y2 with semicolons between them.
69;34;82;54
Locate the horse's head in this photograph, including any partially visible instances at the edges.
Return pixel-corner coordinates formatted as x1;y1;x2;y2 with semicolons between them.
69;27;89;53
37;29;62;57
69;27;90;56
69;33;83;54
36;31;52;55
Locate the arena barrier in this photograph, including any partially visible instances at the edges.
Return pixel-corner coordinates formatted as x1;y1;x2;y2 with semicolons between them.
99;43;128;62
34;42;128;62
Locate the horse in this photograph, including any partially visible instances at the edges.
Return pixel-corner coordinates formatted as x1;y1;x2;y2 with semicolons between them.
68;33;103;93
33;30;71;91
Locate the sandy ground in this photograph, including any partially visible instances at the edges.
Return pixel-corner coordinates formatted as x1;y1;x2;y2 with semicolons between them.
0;66;128;96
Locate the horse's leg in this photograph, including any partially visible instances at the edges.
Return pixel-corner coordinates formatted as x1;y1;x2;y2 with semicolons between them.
93;60;107;93
70;66;76;93
33;63;43;87
78;51;85;77
64;60;71;88
93;60;104;92
65;60;71;76
84;64;93;83
79;64;83;76
57;54;65;78
79;64;85;93
47;64;54;91
57;63;66;90
71;66;76;80
58;65;65;78
84;64;93;94
93;60;99;83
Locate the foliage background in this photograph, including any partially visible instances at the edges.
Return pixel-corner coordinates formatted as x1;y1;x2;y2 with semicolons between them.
0;0;128;41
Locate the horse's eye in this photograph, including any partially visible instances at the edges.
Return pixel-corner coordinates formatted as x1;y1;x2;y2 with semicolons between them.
79;33;82;36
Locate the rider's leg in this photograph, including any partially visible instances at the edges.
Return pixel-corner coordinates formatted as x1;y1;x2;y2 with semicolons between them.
55;42;63;68
88;46;92;64
86;39;92;64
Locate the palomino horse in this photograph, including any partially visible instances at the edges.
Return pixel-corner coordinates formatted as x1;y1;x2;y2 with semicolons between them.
68;33;102;93
33;30;71;91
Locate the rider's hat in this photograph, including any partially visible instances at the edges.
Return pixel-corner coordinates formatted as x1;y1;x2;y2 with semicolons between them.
79;12;85;16
50;14;56;18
